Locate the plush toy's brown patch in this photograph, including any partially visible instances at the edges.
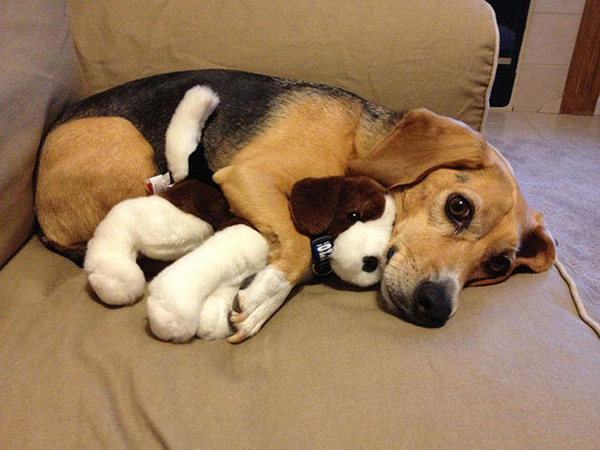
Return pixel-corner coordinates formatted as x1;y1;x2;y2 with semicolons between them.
290;176;387;237
328;177;387;237
160;179;250;231
289;177;345;236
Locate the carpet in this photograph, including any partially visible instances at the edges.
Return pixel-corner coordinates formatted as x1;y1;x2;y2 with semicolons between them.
488;136;599;323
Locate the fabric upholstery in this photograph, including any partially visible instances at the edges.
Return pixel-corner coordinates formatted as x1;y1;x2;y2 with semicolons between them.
1;238;599;448
0;0;81;267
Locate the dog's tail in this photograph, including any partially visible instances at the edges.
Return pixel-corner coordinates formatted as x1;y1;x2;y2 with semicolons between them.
165;85;220;183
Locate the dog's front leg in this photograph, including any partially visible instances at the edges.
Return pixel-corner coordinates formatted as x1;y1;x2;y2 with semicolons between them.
214;166;311;343
228;263;298;343
228;225;310;343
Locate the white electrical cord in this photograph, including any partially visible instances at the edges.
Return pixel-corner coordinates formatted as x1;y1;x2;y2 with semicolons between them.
555;258;600;339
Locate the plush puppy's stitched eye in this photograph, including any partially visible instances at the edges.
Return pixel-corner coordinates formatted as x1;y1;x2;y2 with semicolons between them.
348;212;361;221
486;254;512;276
445;194;473;231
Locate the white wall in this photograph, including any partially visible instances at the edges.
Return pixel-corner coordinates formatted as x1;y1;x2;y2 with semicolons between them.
511;0;590;113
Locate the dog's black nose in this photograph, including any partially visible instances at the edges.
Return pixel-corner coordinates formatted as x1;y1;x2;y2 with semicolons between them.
413;281;452;327
362;256;379;273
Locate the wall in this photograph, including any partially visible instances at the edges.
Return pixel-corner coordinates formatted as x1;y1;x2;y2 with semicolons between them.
510;0;599;114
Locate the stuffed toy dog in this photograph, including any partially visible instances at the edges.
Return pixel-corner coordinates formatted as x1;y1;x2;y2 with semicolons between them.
84;175;395;342
146;175;395;342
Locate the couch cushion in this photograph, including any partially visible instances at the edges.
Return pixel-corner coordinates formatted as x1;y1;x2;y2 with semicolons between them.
0;0;82;267
68;0;497;131
1;238;598;448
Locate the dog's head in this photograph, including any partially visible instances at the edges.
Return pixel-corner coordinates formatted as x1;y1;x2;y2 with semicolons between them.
290;176;396;287
348;109;556;327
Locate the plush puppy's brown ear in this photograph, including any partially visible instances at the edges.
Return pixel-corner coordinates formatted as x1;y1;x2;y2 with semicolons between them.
348;108;494;188
290;177;345;235
516;211;556;273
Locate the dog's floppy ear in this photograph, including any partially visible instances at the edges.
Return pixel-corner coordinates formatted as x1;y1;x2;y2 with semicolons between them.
348;108;494;188
290;177;345;235
516;211;556;273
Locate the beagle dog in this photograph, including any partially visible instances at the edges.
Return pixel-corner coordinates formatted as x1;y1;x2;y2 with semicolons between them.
36;69;555;341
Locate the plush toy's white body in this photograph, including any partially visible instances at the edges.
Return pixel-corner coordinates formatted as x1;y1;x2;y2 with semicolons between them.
85;191;395;341
147;224;268;342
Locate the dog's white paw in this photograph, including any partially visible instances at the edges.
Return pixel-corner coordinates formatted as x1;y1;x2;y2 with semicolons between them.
228;296;272;343
227;267;292;343
85;252;145;306
147;294;198;343
197;285;237;340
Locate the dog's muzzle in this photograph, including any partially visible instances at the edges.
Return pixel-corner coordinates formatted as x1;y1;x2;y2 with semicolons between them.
412;281;452;327
384;279;454;328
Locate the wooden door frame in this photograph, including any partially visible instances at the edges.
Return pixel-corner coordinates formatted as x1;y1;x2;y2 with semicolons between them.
560;0;600;115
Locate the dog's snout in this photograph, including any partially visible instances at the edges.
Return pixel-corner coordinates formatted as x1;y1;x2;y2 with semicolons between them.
413;281;452;327
362;256;379;273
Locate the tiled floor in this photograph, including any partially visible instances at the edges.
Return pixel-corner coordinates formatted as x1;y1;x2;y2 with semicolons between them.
484;109;600;145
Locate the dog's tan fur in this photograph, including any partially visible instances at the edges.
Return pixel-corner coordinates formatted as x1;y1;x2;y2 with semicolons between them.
36;117;156;246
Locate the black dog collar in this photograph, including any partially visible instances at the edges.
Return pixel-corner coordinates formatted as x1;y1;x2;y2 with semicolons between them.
310;234;334;276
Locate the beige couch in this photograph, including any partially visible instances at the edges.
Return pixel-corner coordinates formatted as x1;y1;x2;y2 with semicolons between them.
1;1;599;447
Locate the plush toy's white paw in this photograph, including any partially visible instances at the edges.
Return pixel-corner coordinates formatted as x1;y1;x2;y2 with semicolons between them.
85;251;146;306
197;285;238;340
147;294;198;343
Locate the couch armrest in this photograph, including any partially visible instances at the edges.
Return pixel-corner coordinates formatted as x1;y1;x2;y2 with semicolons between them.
69;0;498;131
0;0;82;267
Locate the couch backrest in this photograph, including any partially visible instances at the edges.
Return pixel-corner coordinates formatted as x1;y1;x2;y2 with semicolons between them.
69;0;497;130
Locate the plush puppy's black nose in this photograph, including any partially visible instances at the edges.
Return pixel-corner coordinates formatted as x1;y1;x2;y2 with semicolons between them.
413;281;452;327
362;256;379;273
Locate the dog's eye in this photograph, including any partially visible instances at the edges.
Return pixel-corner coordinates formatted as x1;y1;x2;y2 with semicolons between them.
445;194;473;231
347;212;361;221
486;255;512;276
